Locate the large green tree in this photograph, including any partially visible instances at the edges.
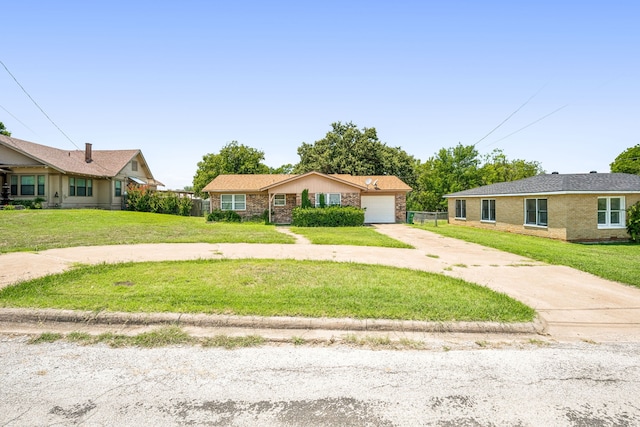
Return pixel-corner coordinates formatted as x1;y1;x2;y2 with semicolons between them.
294;121;418;187
0;122;11;136
411;144;482;211
192;141;269;197
410;145;542;211
480;149;544;185
610;144;640;175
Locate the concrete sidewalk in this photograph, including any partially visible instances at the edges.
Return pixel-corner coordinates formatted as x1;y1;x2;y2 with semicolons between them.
1;224;639;342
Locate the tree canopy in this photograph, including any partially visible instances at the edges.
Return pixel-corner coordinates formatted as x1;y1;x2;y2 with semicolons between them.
0;122;11;136
294;121;418;187
610;144;640;175
192;141;269;197
409;144;543;211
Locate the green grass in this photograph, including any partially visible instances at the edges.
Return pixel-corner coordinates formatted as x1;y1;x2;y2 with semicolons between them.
0;259;534;322
0;210;294;253
414;223;640;288
289;226;414;248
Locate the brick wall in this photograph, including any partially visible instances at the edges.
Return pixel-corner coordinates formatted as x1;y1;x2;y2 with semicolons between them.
395;193;407;223
448;193;640;241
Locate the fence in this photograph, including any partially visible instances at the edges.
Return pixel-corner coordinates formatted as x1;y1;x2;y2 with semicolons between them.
406;211;448;225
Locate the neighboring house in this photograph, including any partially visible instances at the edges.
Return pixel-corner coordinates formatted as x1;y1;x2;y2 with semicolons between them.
0;134;162;209
202;171;411;224
444;172;640;242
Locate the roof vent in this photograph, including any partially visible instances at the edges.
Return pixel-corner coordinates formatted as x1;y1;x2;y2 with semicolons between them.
590;170;597;174
551;171;559;174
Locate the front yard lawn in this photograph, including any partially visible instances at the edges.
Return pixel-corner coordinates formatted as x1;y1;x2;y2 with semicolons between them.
414;223;640;288
0;259;535;322
289;226;414;248
0;210;294;253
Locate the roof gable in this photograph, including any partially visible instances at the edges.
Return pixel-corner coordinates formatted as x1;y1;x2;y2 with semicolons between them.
445;173;640;198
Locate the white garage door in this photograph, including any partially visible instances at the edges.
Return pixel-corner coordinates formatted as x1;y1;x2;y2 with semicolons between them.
361;195;396;223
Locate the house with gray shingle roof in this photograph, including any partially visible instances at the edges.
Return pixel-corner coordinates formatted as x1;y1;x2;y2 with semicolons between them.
0;134;162;210
202;171;411;224
443;172;640;241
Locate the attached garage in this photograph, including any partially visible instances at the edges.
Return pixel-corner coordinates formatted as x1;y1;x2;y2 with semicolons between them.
361;195;396;223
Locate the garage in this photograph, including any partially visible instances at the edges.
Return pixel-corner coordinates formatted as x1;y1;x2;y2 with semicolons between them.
361;195;396;223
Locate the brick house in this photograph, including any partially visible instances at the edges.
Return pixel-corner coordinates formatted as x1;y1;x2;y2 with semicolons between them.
202;171;411;224
444;172;640;242
0;134;162;209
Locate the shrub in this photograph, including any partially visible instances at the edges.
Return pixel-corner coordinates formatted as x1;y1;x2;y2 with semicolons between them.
126;186;192;216
291;206;365;227
1;204;16;211
207;209;242;223
627;201;640;243
301;189;312;209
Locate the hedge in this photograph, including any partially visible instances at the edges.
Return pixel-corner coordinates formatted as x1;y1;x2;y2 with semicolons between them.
291;206;365;227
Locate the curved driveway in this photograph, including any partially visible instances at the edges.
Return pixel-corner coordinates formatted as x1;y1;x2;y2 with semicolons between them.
1;224;639;342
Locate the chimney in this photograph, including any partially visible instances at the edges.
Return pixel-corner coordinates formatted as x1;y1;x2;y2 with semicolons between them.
85;143;92;163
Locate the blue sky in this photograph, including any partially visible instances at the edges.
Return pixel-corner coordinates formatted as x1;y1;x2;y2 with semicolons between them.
2;1;638;189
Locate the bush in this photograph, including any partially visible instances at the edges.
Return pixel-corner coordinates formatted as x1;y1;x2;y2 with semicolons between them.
126;186;192;216
10;197;44;209
291;206;365;227
207;209;242;223
627;202;640;243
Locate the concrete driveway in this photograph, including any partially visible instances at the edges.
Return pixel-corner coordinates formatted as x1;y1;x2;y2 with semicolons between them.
1;224;639;342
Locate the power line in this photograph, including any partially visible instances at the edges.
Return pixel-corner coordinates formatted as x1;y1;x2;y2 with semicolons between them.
473;84;546;147
0;103;38;135
486;104;568;147
0;59;80;150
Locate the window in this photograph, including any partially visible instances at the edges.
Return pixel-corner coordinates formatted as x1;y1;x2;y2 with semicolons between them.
274;194;286;206
221;194;246;210
525;198;547;226
69;177;93;197
115;181;122;197
9;175;46;196
455;200;466;219
131;160;138;171
19;176;35;195
598;197;625;228
37;175;45;196
481;199;496;222
315;193;341;207
10;176;17;195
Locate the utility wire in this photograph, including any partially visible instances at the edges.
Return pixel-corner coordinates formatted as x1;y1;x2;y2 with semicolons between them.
473;84;546;147
1;59;113;176
0;59;80;150
486;104;569;147
0;103;38;135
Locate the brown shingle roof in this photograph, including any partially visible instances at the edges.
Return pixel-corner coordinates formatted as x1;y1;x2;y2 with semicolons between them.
0;134;141;178
203;172;412;192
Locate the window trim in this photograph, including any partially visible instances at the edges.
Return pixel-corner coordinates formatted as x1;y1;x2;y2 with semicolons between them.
273;194;286;207
481;199;496;222
455;199;466;219
524;198;548;227
8;174;45;196
131;160;138;171
69;176;93;197
221;194;246;211
315;193;341;207
597;196;625;229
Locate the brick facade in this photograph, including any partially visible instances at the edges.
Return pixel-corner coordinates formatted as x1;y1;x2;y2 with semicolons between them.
448;193;640;242
212;190;404;224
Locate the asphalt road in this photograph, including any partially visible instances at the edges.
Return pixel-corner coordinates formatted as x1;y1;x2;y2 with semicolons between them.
1;335;639;426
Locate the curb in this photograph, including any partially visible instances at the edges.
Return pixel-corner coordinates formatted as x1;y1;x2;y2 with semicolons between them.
0;308;546;335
